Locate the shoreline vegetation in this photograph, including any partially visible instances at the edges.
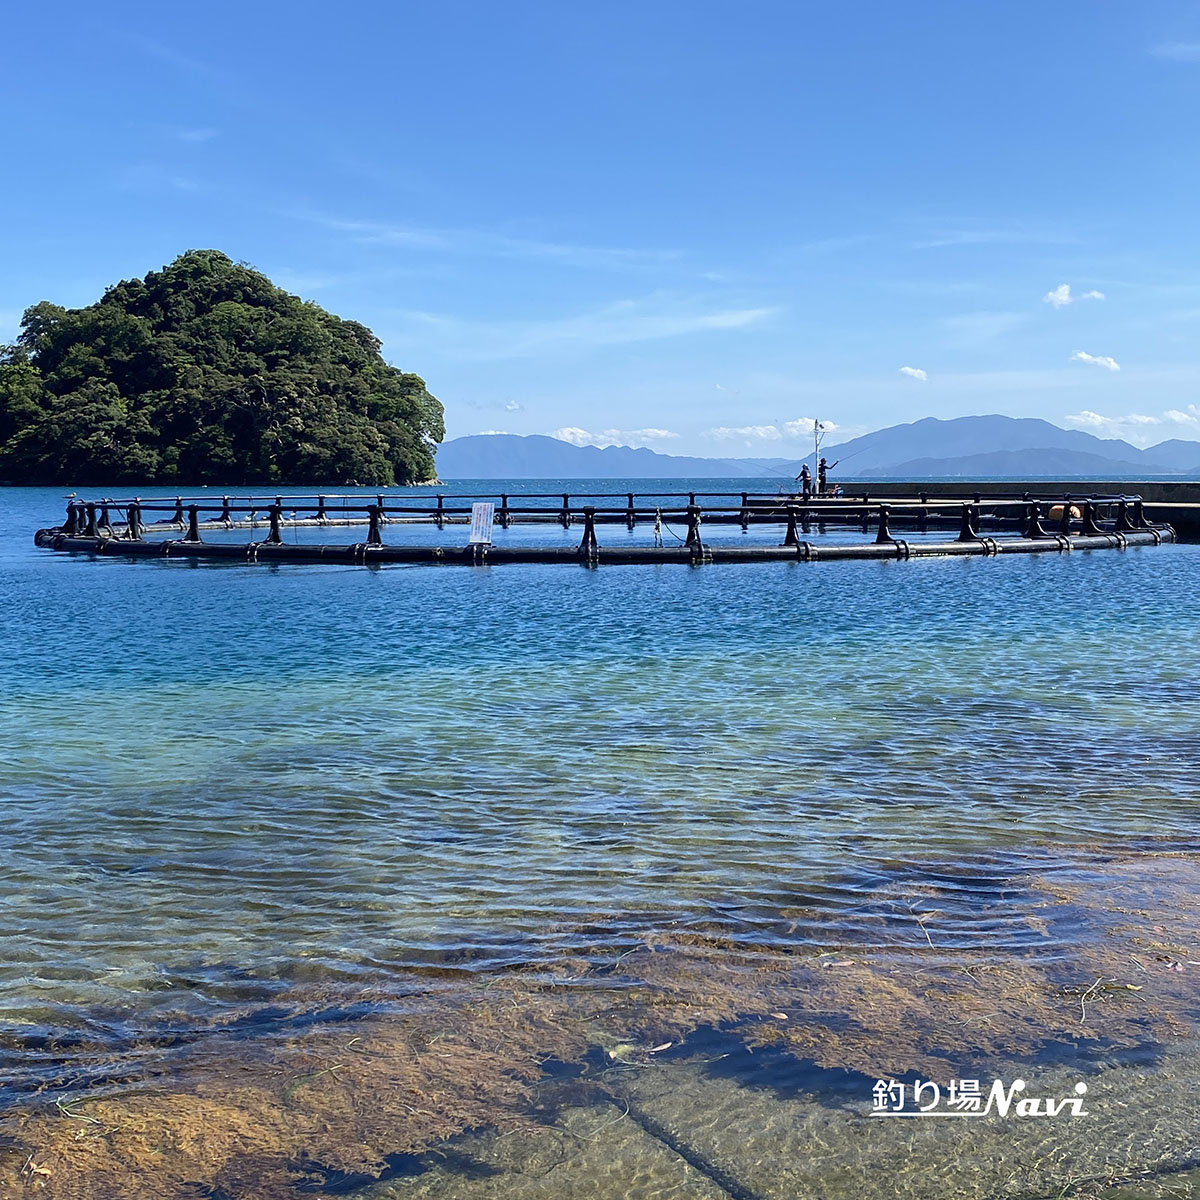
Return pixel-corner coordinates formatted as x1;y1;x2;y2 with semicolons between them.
0;251;444;488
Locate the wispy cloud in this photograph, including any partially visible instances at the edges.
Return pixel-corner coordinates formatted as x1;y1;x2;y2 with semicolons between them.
119;33;225;81
113;165;201;193
293;211;682;271
1044;283;1105;308
1150;42;1200;61
550;426;680;449
941;311;1028;347
1070;350;1121;372
386;295;778;359
913;220;1076;250
899;366;928;381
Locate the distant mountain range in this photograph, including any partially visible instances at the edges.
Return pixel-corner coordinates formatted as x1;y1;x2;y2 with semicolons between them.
437;417;1200;479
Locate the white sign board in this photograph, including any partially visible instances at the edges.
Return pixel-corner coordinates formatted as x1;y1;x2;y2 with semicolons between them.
468;502;495;545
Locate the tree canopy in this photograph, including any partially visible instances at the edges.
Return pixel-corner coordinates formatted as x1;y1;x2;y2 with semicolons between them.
0;250;444;485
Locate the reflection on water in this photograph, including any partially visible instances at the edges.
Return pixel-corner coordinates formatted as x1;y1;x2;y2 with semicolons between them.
3;481;1200;1196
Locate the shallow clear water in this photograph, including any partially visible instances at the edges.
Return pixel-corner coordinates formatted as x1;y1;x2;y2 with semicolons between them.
6;482;1199;1017
5;480;1200;1195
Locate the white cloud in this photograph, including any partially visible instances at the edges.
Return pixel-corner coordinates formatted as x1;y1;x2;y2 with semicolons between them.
899;366;928;381
1061;409;1200;447
475;429;511;436
1066;410;1155;432
706;425;784;441
1044;284;1106;308
1070;351;1121;372
705;417;838;443
550;427;680;449
782;417;839;438
503;400;521;411
1163;405;1200;429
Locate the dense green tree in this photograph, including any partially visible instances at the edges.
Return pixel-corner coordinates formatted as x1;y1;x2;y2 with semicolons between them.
0;250;444;485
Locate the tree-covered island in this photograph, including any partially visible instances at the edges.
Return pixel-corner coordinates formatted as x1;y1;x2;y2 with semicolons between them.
0;250;444;485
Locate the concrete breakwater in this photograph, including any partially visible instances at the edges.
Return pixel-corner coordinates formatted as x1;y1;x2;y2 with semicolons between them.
34;488;1174;566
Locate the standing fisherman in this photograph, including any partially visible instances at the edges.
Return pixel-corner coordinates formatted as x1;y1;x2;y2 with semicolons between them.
817;456;839;497
797;463;812;501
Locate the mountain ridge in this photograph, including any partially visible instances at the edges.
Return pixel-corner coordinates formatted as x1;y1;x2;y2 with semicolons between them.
437;416;1200;479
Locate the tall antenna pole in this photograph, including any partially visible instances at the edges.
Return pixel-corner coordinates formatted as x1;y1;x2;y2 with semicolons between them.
813;419;824;493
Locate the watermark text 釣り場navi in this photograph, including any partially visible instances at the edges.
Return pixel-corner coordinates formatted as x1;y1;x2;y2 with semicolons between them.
872;1078;1088;1118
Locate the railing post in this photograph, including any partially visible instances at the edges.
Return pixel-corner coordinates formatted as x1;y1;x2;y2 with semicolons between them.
1025;501;1047;539
84;503;99;538
316;494;327;521
186;505;201;542
578;505;599;561
126;502;142;541
64;501;81;536
267;504;283;544
171;497;185;525
499;494;511;529
685;504;703;548
739;492;750;531
1131;498;1146;529
367;504;383;546
219;495;233;523
560;493;571;528
1082;500;1103;537
957;504;978;542
626;492;636;530
1116;498;1134;532
1059;495;1074;534
875;504;893;544
436;494;445;529
782;505;799;546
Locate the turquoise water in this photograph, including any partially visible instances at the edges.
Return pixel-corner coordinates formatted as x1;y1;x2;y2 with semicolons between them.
6;483;1200;1007
4;481;1200;1170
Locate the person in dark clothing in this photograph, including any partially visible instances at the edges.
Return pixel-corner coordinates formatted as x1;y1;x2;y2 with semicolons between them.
817;456;839;496
797;463;812;500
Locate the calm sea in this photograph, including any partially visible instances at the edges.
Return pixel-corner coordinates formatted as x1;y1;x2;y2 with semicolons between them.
4;479;1200;1196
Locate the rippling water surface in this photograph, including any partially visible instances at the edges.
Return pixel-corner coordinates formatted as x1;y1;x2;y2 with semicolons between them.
4;482;1200;1045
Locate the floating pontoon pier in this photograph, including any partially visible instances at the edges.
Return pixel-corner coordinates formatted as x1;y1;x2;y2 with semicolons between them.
34;490;1174;566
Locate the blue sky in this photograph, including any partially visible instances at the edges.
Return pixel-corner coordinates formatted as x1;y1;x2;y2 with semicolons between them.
4;1;1200;455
